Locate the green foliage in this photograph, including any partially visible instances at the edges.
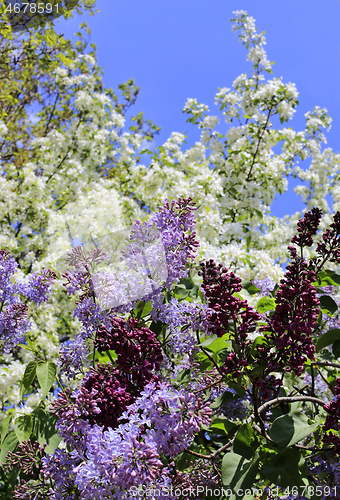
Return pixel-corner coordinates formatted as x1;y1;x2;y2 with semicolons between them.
36;362;57;399
316;328;340;351
221;452;260;498
267;411;321;450
232;423;260;460
261;448;302;488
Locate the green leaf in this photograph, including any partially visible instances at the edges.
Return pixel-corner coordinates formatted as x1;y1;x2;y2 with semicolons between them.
36;362;57;399
221;452;260;498
174;285;190;298
176;369;191;384
0;415;12;446
199;334;218;347
202;335;230;353
35;409;61;454
332;339;340;358
268;411;321;449
261;448;302;488
313;270;340;287
14;415;33;443
211;391;238;409
232;423;260;460
20;361;37;399
211;417;238;434
319;295;338;316
256;297;276;313
242;281;261;295
0;432;18;464
316;329;340;352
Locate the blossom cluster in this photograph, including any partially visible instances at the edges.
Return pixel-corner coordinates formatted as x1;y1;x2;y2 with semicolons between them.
0;249;56;353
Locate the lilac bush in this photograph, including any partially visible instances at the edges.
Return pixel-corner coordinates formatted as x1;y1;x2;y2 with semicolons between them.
2;201;340;499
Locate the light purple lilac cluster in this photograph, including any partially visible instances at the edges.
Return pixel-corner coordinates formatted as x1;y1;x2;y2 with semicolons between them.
58;334;89;379
45;382;212;499
149;197;199;290
0;249;56;353
252;278;276;296
154;297;212;357
42;448;80;500
306;456;340;499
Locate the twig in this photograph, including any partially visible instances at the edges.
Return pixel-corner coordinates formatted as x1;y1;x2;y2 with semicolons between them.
312;360;340;369
193;377;224;395
247;396;325;425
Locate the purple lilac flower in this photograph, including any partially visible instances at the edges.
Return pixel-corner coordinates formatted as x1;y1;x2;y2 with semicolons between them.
324;378;340;454
121;381;212;457
74;424;172;500
199;260;261;377
255;375;282;403
306;456;340;499
49;387;94;451
259;244;320;376
59;334;89;380
0;249;56;353
291;207;322;248
171;458;220;499
153;297;212;356
150;198;199;289
42;448;80;500
252;278;276;296
73;298;109;339
314;211;340;266
24;269;57;304
95;316;163;392
4;439;46;478
67;382;212;499
214;388;252;421
0;303;30;353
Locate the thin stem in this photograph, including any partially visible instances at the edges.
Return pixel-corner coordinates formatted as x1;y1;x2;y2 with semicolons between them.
194;376;224;395
252;384;267;436
247;396;325;425
55;374;66;394
312;360;340;369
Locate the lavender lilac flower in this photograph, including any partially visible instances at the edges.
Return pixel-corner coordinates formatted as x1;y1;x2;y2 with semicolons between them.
154;297;211;357
0;249;56;353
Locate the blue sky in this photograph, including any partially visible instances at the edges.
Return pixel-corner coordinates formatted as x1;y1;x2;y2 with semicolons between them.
56;0;340;218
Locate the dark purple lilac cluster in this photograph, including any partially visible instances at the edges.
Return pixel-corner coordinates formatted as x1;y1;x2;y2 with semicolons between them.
53;316;163;432
315;211;340;265
82;363;136;428
324;378;340;454
291;207;322;248
255;374;282;402
199;259;261;377
258;245;319;376
95;316;163;390
0;249;56;353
